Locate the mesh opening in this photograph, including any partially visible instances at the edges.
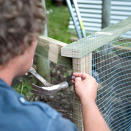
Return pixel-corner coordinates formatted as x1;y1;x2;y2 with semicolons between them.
34;36;131;131
93;38;131;131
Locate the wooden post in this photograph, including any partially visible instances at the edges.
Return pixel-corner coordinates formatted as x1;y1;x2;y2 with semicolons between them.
36;36;72;82
72;54;92;131
36;0;49;81
102;0;111;28
42;0;48;36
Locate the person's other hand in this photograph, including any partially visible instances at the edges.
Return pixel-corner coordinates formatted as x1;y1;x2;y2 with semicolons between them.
72;73;98;104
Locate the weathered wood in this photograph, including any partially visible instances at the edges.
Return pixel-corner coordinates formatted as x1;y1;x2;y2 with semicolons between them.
37;36;72;69
36;36;72;82
72;54;92;131
61;17;131;58
36;57;51;82
36;42;51;82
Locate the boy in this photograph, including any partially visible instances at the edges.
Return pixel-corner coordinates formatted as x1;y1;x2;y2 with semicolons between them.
0;0;110;131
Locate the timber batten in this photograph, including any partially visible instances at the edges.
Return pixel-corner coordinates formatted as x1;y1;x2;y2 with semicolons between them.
37;36;72;68
61;17;131;58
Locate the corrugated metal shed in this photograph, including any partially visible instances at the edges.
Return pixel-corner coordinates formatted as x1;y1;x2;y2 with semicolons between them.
69;0;131;38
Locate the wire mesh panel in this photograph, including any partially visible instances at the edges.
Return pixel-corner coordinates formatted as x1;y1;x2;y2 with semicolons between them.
39;37;131;131
92;38;131;131
61;17;131;131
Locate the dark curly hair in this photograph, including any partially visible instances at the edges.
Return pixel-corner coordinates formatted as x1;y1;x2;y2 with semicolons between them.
0;0;45;65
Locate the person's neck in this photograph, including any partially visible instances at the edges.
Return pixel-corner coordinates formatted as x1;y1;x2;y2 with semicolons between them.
0;65;16;86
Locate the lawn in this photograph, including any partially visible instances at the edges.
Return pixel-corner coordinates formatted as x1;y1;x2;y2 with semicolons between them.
47;4;75;43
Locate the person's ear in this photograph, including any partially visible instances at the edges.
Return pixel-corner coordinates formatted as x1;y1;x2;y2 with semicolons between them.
20;45;26;55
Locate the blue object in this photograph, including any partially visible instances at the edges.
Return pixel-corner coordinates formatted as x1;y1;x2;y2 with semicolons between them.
0;79;78;131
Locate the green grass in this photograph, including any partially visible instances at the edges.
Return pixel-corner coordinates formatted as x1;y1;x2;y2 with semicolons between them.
47;5;76;43
13;78;32;96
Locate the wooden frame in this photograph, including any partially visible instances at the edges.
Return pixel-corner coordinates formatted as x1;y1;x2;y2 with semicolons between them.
61;17;131;58
61;17;131;131
36;36;72;81
35;17;131;131
72;54;92;131
38;36;72;68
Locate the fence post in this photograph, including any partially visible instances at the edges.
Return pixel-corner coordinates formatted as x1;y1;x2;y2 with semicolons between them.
72;54;92;131
42;0;48;36
102;0;111;28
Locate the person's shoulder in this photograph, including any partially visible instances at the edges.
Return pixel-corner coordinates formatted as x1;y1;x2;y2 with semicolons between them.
0;80;78;131
0;81;61;130
48;115;78;131
18;98;78;131
17;97;79;131
23;99;60;119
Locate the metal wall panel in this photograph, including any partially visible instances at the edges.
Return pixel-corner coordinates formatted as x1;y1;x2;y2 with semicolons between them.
111;0;131;37
69;0;131;38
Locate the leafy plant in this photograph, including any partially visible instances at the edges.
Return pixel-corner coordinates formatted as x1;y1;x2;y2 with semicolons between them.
13;77;32;96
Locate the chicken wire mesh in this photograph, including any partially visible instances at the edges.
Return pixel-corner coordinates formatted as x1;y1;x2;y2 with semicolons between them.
93;38;131;131
33;36;131;131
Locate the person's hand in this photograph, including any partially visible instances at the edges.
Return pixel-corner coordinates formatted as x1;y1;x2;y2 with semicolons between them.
72;73;98;104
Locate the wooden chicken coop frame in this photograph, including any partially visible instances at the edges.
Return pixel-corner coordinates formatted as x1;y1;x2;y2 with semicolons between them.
37;17;131;131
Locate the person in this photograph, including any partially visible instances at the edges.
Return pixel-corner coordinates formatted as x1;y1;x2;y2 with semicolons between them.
0;0;110;131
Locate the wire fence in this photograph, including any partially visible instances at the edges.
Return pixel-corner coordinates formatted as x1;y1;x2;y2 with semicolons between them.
36;36;131;131
93;37;131;131
34;17;131;130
